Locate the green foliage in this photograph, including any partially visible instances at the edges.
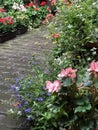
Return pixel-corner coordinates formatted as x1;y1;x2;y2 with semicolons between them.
9;55;98;130
49;0;98;69
8;10;29;27
0;11;16;33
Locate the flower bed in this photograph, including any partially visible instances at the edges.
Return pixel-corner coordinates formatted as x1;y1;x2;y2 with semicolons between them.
8;0;98;130
9;60;98;130
0;0;57;42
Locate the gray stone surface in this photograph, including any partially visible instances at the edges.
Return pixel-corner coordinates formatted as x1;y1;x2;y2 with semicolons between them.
0;26;52;130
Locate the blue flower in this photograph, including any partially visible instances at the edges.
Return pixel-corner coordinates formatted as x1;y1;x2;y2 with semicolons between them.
10;84;16;92
23;101;28;105
14;78;19;83
45;69;50;74
24;108;31;113
16;94;22;101
27;116;31;120
46;92;51;97
35;97;44;102
42;86;46;90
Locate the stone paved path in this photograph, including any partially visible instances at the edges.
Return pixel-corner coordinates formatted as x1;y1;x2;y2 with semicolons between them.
0;26;52;130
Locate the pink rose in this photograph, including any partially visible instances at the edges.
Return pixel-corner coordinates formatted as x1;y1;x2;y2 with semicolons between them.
88;61;98;78
46;80;61;93
53;33;60;38
58;67;77;79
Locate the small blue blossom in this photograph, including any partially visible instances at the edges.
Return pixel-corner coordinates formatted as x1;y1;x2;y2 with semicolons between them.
35;97;44;102
10;84;16;92
14;78;19;84
16;94;22;101
27;116;31;121
23;101;28;105
45;69;50;74
24;108;31;113
18;104;22;108
46;92;51;97
42;86;46;90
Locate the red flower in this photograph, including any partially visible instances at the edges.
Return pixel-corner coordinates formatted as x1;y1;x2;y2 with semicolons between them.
50;0;57;6
0;18;5;23
0;17;14;25
53;33;60;38
46;13;53;20
24;4;29;8
47;7;51;12
34;7;39;11
0;8;5;13
40;1;46;6
29;1;34;7
6;17;14;24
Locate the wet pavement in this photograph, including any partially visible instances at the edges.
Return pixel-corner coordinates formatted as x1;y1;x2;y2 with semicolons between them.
0;26;52;130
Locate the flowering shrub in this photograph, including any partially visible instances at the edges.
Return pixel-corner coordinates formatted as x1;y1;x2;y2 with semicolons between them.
45;61;98;130
0;15;15;34
49;0;98;69
9;60;98;130
12;2;27;12
25;1;51;28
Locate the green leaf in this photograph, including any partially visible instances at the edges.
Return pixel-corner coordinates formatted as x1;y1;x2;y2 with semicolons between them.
80;120;94;130
62;78;72;87
75;103;91;113
94;78;98;88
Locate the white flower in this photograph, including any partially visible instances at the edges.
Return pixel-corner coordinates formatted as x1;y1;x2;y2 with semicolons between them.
77;14;82;17
15;87;20;91
20;4;27;12
68;24;73;29
92;2;96;5
8;109;14;114
17;111;22;115
12;2;20;10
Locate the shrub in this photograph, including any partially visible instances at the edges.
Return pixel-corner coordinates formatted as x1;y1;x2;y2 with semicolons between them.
9;60;98;130
48;0;98;68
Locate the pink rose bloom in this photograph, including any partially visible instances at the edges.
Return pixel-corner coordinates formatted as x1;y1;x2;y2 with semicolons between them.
53;33;60;38
46;80;61;93
58;67;77;79
88;61;98;78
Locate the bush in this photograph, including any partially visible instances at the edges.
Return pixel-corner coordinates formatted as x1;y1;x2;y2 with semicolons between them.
9;60;98;130
48;0;98;68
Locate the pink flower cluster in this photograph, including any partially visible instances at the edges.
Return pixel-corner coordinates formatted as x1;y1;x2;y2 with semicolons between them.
40;1;46;6
46;67;77;93
0;8;5;13
58;67;77;79
53;33;60;38
0;17;14;24
46;61;98;93
46;80;61;93
88;61;98;78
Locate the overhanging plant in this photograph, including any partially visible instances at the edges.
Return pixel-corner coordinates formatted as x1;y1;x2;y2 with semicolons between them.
49;0;98;67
